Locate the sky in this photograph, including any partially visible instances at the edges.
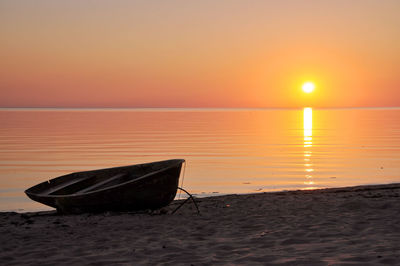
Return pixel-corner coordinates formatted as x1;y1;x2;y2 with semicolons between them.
1;0;399;108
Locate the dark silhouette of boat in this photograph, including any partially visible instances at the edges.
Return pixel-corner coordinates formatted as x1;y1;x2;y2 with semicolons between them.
25;159;185;214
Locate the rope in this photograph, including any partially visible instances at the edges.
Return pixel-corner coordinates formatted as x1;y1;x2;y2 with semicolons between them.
172;187;200;214
178;160;186;200
173;160;200;214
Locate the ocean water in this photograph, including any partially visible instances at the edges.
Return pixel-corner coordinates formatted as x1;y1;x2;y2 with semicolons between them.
0;108;399;212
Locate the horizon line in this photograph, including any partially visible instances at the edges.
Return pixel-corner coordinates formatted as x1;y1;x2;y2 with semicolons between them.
1;106;399;111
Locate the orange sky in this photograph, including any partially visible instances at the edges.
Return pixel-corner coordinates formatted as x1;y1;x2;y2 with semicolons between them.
1;1;399;108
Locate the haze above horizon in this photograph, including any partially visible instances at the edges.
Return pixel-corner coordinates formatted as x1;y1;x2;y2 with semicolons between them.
1;1;399;108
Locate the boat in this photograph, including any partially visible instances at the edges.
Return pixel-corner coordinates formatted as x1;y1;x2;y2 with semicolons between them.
25;159;185;214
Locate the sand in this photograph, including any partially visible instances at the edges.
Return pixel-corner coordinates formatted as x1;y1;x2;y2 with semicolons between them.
1;183;400;265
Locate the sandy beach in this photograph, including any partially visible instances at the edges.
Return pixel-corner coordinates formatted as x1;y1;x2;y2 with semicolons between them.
1;183;400;265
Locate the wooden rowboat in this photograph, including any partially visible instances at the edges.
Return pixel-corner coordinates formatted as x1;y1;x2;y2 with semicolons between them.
25;159;185;214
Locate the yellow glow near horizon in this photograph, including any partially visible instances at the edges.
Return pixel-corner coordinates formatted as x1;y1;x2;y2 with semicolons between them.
302;82;315;93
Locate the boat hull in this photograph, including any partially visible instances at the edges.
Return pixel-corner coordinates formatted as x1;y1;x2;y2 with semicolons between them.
25;159;185;214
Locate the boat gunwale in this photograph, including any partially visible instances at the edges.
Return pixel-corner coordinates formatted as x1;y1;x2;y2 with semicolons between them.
25;159;185;198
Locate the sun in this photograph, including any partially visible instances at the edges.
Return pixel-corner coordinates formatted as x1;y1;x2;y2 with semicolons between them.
302;82;315;93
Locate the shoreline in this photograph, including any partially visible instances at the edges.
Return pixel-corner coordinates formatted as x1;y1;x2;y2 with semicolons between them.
1;183;400;265
5;183;400;214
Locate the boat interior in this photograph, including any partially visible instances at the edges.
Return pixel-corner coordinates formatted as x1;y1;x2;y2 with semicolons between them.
26;159;183;196
46;172;132;195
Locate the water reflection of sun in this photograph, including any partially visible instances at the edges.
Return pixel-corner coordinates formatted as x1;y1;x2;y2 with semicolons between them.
303;108;316;189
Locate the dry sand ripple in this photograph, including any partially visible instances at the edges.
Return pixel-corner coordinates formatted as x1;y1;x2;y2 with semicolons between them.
1;183;400;265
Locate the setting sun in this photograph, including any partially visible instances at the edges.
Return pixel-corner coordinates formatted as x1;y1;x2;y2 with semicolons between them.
302;82;315;94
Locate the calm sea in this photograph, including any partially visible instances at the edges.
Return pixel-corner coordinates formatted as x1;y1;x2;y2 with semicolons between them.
0;108;399;212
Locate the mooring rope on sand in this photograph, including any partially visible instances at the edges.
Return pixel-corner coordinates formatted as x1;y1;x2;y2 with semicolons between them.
173;160;200;214
172;187;200;214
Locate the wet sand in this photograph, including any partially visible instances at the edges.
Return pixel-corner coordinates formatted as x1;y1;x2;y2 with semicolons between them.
1;183;400;265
